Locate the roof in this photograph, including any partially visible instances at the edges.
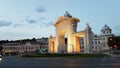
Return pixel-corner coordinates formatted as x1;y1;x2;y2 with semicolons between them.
101;24;111;31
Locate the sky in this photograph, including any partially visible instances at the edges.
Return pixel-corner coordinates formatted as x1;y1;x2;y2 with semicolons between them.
0;0;120;40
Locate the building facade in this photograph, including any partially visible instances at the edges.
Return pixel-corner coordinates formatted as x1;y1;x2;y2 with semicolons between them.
49;12;114;54
1;38;48;55
80;24;114;53
0;12;114;54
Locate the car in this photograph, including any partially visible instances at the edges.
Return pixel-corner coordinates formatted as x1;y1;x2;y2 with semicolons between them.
114;50;120;54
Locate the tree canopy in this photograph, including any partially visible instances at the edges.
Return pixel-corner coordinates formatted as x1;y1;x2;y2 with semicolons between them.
108;36;120;50
0;46;3;51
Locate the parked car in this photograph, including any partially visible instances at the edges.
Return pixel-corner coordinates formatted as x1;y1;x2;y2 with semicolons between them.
114;50;120;54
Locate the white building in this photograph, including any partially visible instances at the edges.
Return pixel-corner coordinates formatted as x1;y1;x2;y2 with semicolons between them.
1;38;48;55
80;24;114;53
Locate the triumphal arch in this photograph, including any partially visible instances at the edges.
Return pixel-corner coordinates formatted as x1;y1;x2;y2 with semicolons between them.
49;11;92;53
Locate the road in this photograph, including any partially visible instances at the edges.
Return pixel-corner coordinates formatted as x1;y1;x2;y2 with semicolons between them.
0;56;120;68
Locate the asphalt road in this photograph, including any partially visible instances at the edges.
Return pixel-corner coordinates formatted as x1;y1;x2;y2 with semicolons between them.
0;56;120;68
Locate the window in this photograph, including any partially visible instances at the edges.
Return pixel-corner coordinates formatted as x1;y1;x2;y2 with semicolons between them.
103;45;106;47
95;46;97;49
103;31;105;34
103;38;105;40
95;42;97;44
82;42;84;44
81;46;84;49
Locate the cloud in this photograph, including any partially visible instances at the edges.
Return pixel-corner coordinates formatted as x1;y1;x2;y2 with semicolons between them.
0;32;33;40
39;20;53;27
26;18;37;24
37;17;54;27
13;24;23;27
35;6;47;13
0;20;12;27
25;16;53;27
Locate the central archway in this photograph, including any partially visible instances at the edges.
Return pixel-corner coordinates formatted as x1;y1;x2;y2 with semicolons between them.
53;12;80;53
58;29;67;53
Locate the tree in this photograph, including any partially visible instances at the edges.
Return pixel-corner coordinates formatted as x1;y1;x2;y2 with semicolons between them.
32;38;36;41
0;46;3;51
108;36;120;50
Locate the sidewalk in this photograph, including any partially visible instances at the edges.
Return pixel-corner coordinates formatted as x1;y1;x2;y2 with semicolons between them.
107;53;120;57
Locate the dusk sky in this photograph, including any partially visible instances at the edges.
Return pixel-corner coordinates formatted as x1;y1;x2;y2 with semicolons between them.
0;0;120;40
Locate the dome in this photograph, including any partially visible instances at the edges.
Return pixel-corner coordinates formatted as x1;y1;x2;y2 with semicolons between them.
101;24;111;31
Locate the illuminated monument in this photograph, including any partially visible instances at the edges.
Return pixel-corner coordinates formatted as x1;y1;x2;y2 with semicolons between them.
49;11;92;53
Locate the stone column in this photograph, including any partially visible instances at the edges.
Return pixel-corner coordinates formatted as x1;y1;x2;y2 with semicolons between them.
75;37;80;53
48;38;54;53
67;22;75;53
84;23;92;53
54;33;59;53
67;34;73;53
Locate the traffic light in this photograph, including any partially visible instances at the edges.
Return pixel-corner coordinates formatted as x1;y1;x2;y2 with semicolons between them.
114;45;118;48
